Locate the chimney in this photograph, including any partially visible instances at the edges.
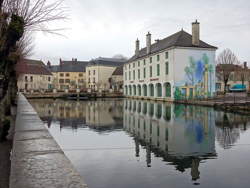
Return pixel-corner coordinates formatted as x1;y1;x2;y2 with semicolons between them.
135;38;140;56
59;58;62;66
192;20;200;46
244;61;248;69
146;32;151;54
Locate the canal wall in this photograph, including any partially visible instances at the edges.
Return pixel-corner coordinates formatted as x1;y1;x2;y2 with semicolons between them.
10;93;88;188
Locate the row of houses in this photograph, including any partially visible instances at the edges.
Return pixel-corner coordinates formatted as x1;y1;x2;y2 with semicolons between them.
17;57;126;93
17;20;249;99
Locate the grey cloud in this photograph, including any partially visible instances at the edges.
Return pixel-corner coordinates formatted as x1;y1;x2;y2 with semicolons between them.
33;0;250;64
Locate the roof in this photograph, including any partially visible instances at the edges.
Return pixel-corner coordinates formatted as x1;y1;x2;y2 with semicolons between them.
112;66;123;76
129;30;217;62
88;57;127;67
47;60;89;72
16;59;52;76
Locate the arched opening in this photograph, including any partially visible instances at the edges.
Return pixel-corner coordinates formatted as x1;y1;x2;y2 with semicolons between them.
156;83;162;97
137;102;141;113
164;82;171;97
149;84;154;97
149;103;154;117
142;102;147;114
133;85;136;96
143;84;147;97
163;105;171;121
129;85;132;96
155;103;162;119
125;86;128;95
137;85;141;96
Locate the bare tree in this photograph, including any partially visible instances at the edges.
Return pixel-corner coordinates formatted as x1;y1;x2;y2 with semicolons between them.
216;49;239;93
237;62;249;88
2;0;67;33
0;0;67;127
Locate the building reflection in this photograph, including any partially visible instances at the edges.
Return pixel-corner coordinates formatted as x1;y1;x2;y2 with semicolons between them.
30;98;250;183
124;99;216;182
29;99;123;132
215;111;250;149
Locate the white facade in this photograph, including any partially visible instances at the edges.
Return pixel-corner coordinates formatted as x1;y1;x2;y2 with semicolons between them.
86;65;116;91
124;47;216;100
124;22;217;101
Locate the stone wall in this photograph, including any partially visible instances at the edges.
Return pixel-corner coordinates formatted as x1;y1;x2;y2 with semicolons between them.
10;94;88;188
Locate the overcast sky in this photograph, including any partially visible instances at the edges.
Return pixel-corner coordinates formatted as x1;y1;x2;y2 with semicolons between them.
32;0;250;65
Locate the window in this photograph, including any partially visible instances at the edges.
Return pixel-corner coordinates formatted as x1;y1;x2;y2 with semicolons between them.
88;78;90;83
143;68;146;78
60;73;64;77
150;57;152;63
30;76;33;82
157;54;160;61
138;70;140;79
93;78;95;83
129;71;131;80
125;72;127;80
138;61;140;67
59;79;64;83
66;73;70;77
89;70;91;75
25;76;28;82
48;77;51;82
166;62;169;75
79;73;83;77
150;66;152;77
143;59;146;65
133;63;135;68
216;83;221;91
165;52;169;59
129;64;131;69
93;70;95;75
157;64;160;76
65;79;70;83
133;70;135;79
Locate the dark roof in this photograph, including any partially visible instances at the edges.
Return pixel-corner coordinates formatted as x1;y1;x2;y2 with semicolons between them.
47;60;89;72
129;30;217;62
88;57;127;67
16;59;52;75
112;66;123;76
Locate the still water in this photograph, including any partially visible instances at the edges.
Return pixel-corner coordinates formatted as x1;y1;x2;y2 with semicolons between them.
30;99;250;188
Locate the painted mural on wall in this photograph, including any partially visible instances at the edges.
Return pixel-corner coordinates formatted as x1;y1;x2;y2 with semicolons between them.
174;54;215;100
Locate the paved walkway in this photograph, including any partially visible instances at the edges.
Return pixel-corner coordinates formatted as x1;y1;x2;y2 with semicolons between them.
10;94;87;188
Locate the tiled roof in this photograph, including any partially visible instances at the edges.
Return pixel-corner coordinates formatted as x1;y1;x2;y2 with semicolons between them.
129;30;217;62
88;57;127;67
16;59;52;75
112;66;123;76
47;60;89;72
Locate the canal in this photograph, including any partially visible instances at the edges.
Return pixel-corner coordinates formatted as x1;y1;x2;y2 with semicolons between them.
30;98;250;188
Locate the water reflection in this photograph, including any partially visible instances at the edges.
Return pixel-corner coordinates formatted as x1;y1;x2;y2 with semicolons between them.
30;99;123;132
30;98;250;188
124;100;217;182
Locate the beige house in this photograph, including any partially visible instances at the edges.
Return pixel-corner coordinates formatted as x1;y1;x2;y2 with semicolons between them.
17;59;53;92
47;59;88;91
86;57;126;92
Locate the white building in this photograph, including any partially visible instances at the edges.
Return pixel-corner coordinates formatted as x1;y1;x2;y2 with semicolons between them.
86;57;126;92
124;21;217;101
